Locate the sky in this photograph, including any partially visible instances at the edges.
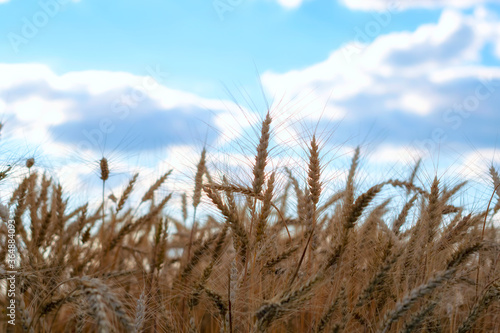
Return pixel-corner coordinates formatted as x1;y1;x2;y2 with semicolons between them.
0;0;500;211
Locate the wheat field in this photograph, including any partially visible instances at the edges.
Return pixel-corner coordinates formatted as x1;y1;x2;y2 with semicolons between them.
1;114;499;333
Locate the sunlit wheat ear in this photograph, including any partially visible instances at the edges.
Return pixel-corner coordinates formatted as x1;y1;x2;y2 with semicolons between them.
425;176;441;245
116;173;138;214
322;183;386;272
141;170;172;203
98;157;109;231
344;183;385;230
35;211;52;248
187;148;207;270
11;175;30;242
392;194;418;235
252;112;272;196
26;157;35;171
307;135;321;207
286;136;323;288
193;147;207;210
204;185;249;263
345;146;360;205
255;171;275;244
99;157;109;181
182;192;188;223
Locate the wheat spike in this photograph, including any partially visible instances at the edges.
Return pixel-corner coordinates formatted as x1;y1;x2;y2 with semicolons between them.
117;173;138;213
193;148;207;209
252;112;272;195
100;157;109;181
141;170;172;202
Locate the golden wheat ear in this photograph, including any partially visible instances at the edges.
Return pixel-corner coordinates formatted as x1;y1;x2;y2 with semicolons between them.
116;173;138;214
99;157;109;181
252;112;272;196
26;157;35;169
186;148;207;272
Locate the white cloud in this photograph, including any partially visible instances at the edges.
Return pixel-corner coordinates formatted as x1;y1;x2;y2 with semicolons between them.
0;99;6;113
0;62;260;171
0;63;260;207
57;70;140;95
366;144;421;164
388;93;435;116
276;0;303;9
9;96;73;126
261;8;500;119
0;63;56;91
271;0;500;10
340;0;500;11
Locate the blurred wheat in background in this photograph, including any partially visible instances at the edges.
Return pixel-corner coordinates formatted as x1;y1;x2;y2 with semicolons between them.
0;112;499;333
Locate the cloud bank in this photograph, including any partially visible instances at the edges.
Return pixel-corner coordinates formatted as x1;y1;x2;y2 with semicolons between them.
261;8;500;155
340;0;500;11
0;63;253;157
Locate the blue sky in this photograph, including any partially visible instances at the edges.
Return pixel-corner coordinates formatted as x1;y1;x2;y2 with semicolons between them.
0;0;443;97
1;0;500;208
